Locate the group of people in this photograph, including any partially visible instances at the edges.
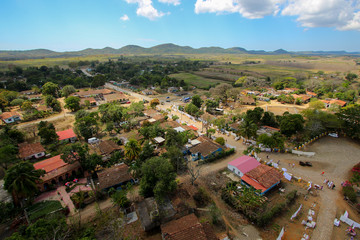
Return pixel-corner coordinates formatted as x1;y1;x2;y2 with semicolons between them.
324;179;336;189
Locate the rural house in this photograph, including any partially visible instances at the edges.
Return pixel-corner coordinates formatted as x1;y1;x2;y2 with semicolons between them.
34;155;81;191
0;111;22;124
241;164;282;195
160;213;218;240
228;156;260;177
97;140;122;160
189;136;223;160
18;142;46;160
56;129;77;143
97;163;133;191
103;93;129;103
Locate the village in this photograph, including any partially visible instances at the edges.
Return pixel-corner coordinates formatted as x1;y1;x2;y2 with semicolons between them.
0;66;360;240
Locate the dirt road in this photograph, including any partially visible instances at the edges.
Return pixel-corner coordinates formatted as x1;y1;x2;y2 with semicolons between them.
259;137;360;240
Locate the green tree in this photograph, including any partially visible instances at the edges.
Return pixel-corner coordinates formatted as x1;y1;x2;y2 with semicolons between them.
21;100;34;112
165;129;183;148
239;119;258;140
4;162;44;206
185;103;200;117
191;95;203;108
139;141;155;162
246;107;264;125
261;111;278;127
150;98;160;108
61;143;96;172
172;115;179;121
111;190;130;209
45;95;62;112
42;82;59;97
345;73;358;82
0;144;18;170
210;83;232;103
124;139;142;164
37;121;58;145
164;146;184;172
74;115;99;140
309;100;325;110
10;99;24;106
215;137;225;146
61;85;76;97
140;157;177;201
279;113;305;137
64;96;81;112
336;104;360;139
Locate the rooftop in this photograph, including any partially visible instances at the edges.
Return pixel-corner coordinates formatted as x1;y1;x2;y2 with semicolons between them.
97;163;133;190
34;155;67;173
243;164;282;192
18;142;45;159
56;129;76;141
161;213;217;240
189;139;223;157
104;93;128;102
0;111;21;120
228;156;260;174
98;140;122;156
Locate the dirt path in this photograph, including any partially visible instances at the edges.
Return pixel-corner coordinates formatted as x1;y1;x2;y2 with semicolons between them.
259;137;360;240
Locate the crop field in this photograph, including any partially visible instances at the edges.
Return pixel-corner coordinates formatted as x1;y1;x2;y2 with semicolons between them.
169;72;227;89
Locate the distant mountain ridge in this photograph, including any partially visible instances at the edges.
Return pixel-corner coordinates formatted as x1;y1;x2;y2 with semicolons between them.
0;43;359;60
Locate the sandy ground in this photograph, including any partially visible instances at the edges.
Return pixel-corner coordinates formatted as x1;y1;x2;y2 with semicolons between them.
259;136;360;240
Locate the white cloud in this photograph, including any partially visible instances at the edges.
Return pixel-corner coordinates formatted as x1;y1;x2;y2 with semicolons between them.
125;0;165;20
194;0;360;31
120;14;130;21
282;0;360;31
194;0;284;19
158;0;181;6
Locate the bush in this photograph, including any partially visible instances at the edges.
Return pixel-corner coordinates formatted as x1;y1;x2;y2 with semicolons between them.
215;137;225;146
193;187;211;207
343;185;357;203
285;190;297;205
204;148;235;163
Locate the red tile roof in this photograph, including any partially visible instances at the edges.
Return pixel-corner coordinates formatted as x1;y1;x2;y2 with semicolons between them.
56;129;76;141
0;111;20;120
18;142;45;159
161;214;217;240
33;155;67;173
242;165;282;193
228;156;260;175
330;99;347;107
188;125;198;131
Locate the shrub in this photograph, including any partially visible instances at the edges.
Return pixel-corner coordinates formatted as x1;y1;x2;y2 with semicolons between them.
343;185;357;203
215;137;225;146
193;187;211;207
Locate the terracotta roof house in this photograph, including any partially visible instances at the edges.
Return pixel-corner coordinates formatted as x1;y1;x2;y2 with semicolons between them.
97;163;133;191
160;121;181;129
56;129;77;143
306;91;317;97
34;155;81;191
103;93;129;103
238;96;256;105
228;156;261;177
189;138;223;161
98;140;122;160
18;142;46;160
161;213;218;240
320;99;347;108
241;164;282;195
144;109;159;118
72;88;113;98
80;97;97;107
292;94;311;103
0;111;21;124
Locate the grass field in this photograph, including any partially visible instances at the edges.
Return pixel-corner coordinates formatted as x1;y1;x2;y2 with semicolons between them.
27;200;64;221
169;72;227;89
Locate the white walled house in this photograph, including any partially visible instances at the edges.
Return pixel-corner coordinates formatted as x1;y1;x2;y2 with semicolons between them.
228;155;261;177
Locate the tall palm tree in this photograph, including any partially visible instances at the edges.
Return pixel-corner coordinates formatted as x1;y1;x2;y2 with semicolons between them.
124;139;141;163
239;119;258;140
4;161;44;206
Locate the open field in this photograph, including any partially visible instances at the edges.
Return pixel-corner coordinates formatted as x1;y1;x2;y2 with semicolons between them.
169;72;227;88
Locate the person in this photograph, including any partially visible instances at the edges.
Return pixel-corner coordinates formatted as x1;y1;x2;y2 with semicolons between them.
321;171;325;175
332;184;336;190
267;155;269;159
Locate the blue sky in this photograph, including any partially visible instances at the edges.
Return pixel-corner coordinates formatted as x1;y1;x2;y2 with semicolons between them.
0;0;360;52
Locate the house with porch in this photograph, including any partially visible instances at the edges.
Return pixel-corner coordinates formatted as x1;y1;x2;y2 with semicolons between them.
34;155;81;191
189;136;223;161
